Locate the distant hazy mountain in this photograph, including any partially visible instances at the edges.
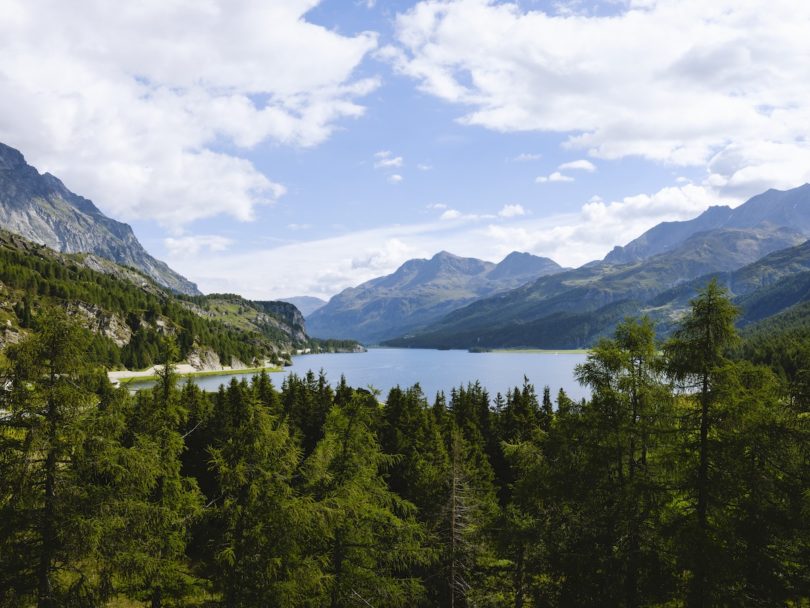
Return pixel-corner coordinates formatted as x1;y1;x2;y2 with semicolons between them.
605;184;810;264
388;224;805;349
280;296;328;317
306;250;563;343
0;142;200;295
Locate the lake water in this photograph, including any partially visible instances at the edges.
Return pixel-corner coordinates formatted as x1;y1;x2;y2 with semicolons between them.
127;348;590;402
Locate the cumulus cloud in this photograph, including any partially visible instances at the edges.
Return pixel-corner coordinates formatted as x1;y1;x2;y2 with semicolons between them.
164;234;233;257
0;0;378;226
498;204;526;218
536;171;574;183
374;150;404;169
390;0;810;198
388;174;404;184
558;159;596;172
165;182;730;299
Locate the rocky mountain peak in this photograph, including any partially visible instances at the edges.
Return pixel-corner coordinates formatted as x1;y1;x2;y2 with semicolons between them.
0;141;200;295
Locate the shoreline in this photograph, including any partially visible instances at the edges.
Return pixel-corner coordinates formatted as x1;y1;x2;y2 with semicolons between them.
491;348;590;354
110;364;284;386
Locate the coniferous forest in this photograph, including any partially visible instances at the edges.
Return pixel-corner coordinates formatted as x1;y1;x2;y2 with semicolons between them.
1;280;808;607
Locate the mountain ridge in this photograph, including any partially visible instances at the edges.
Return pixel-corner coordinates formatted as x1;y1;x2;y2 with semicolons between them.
386;223;809;349
0;142;200;295
605;184;810;264
306;250;564;343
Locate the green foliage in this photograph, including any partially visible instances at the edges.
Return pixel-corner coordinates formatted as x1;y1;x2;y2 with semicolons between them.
206;379;315;607
304;391;430;607
1;283;808;607
0;235;292;369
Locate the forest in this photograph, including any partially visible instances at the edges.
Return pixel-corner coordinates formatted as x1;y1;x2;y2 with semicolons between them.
0;279;808;607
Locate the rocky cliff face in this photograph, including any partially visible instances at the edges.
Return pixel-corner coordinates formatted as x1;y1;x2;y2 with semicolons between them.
0;142;200;295
252;300;309;344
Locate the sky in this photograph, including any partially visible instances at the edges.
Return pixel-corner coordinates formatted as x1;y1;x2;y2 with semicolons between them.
2;0;810;300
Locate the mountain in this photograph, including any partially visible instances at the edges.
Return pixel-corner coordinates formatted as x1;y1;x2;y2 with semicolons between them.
387;224;806;349
280;296;328;317
645;237;810;330
0;142;200;295
605;184;810;264
0;229;318;370
306;250;564;344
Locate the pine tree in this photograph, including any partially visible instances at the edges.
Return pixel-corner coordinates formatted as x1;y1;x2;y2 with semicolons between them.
0;308;94;607
665;279;739;607
575;316;675;606
207;378;315;606
304;390;429;607
121;339;203;607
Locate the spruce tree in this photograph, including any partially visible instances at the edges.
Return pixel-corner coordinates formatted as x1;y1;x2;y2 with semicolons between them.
665;279;739;607
0;309;95;607
304;390;429;607
207;378;314;606
121;339;203;607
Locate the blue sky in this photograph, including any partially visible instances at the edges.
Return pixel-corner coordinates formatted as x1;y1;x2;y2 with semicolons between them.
2;0;810;299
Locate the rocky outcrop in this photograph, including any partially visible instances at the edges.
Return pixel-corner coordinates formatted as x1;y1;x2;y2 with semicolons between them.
67;302;132;347
0;142;200;295
252;300;309;343
187;346;222;371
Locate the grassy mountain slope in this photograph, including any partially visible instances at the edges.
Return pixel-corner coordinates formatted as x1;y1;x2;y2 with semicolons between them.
387;226;805;349
0;229;316;369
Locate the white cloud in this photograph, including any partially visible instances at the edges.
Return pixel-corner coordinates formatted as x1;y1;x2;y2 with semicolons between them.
388;174;404;184
390;0;810;199
439;207;497;221
166;182;730;299
374;150;404;169
287;223;312;231
164;234;233;257
558;159;596;172
536;171;574;183
511;153;542;162
498;203;526;218
417;163;434;171
0;0;378;226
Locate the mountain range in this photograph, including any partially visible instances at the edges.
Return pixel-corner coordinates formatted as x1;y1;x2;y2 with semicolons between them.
4;139;810;353
0;142;199;295
306;250;563;344
376;184;810;349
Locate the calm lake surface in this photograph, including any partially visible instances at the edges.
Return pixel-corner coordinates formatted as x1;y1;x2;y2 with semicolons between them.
127;348;590;401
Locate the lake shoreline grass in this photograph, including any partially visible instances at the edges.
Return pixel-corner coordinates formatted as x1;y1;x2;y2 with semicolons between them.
116;365;284;385
491;348;590;354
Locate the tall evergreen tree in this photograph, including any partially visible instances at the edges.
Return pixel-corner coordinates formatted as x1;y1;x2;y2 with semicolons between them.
207;379;315;607
0;309;94;607
122;339;203;607
304;391;429;607
664;279;739;607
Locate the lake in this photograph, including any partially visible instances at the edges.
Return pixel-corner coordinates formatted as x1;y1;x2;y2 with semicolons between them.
125;348;590;402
